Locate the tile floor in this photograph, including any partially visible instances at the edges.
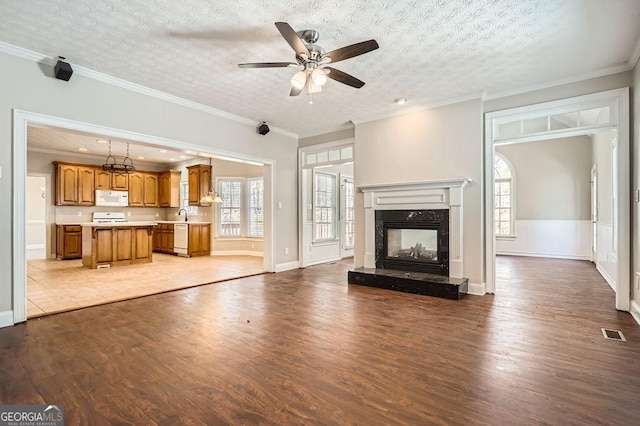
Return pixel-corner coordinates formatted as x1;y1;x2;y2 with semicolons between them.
27;254;265;318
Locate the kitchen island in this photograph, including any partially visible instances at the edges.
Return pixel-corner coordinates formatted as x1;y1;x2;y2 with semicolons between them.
81;222;156;269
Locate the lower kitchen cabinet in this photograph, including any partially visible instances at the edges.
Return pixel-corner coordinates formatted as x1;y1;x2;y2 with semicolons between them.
56;225;82;260
82;225;154;269
153;223;175;254
188;224;210;257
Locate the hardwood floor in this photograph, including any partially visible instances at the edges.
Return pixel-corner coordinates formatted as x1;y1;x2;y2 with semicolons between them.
2;256;639;424
27;254;265;318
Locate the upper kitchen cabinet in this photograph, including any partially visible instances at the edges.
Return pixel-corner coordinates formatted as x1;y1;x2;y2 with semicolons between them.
94;169;111;190
111;173;129;191
129;172;159;207
159;170;181;208
77;166;95;206
187;164;212;206
54;162;78;205
144;173;159;207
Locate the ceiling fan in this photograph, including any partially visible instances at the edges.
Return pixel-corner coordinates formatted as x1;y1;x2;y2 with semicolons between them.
238;22;379;99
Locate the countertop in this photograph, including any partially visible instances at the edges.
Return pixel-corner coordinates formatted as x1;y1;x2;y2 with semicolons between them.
81;221;158;227
57;221;211;227
155;220;211;225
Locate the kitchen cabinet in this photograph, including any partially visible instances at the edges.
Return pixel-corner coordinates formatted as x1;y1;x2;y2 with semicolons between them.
153;223;175;254
144;173;159;207
77;166;95;205
129;172;159;207
159;170;181;208
111;173;129;191
82;224;154;268
54;163;78;205
94;169;111;190
187;164;212;206
188;223;210;257
56;225;82;260
128;172;145;206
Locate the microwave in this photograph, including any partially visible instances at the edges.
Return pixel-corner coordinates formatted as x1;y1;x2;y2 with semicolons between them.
95;190;129;207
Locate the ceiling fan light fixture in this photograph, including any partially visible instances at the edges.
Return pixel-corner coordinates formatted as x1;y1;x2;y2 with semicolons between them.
291;71;307;89
311;68;327;86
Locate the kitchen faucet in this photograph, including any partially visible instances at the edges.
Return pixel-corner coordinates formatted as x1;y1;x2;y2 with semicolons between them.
178;208;188;222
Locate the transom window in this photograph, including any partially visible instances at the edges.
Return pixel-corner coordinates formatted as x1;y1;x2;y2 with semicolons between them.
494;154;514;236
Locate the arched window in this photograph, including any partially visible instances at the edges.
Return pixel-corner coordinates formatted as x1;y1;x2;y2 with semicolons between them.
494;153;515;236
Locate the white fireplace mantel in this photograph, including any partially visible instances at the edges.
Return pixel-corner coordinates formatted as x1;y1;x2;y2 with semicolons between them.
358;178;472;279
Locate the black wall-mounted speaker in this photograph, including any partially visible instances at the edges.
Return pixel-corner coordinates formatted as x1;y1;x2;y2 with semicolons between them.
54;59;73;81
258;122;270;136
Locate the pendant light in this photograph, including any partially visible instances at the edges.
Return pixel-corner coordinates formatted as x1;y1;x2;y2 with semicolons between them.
200;158;223;204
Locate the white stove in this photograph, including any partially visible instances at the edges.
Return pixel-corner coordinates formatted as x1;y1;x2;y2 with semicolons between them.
92;212;128;224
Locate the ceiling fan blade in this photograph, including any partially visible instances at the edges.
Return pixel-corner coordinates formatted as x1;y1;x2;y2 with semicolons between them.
275;22;310;57
325;67;365;88
238;62;296;68
323;40;379;63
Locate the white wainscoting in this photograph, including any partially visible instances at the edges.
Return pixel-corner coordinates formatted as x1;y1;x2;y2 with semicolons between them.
496;220;591;260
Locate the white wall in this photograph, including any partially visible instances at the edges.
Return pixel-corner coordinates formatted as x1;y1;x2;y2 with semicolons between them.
1;51;299;315
354;99;483;285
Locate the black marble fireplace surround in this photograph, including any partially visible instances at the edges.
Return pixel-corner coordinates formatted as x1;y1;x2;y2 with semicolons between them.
349;209;467;300
376;209;449;276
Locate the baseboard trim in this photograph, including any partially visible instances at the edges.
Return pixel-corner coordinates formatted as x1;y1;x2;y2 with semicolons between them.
496;251;591;261
630;300;640;326
0;310;14;328
595;264;617;292
210;250;263;257
274;261;300;273
467;282;486;296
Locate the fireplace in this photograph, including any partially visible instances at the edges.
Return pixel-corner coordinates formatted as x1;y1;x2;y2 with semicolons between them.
375;209;449;276
348;178;471;300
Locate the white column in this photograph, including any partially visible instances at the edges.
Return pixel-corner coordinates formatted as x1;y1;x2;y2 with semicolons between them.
363;192;376;268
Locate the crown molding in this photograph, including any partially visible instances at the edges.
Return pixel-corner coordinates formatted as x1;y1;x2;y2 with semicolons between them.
0;41;298;140
483;63;633;101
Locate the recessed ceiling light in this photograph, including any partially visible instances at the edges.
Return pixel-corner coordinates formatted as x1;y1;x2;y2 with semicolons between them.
137;156;145;160
169;158;175;161
96;139;107;144
180;155;187;159
394;98;407;105
78;147;88;152
159;149;168;153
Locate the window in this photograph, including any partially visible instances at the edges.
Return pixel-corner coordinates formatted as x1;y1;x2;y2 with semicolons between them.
494;154;514;236
314;172;336;241
218;179;242;236
248;177;264;237
344;178;354;248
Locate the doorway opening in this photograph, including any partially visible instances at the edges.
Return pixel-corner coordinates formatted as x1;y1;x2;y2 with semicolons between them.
13;111;276;323
298;140;354;267
484;88;630;311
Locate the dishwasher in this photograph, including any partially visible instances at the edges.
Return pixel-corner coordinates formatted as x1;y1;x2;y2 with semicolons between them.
173;223;189;256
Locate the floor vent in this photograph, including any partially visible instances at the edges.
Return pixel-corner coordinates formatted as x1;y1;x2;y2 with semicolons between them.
601;328;627;342
97;264;111;269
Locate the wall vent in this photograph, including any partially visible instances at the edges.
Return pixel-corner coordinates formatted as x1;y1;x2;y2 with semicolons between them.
601;328;626;342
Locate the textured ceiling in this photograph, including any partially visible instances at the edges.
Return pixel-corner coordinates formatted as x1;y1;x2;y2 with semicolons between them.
1;0;640;138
